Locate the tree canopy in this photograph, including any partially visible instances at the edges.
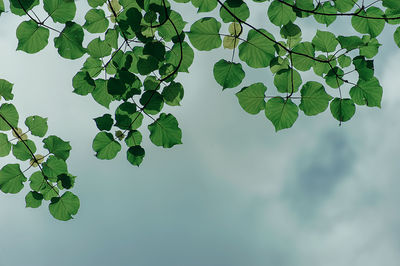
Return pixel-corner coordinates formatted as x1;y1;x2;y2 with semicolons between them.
0;0;398;220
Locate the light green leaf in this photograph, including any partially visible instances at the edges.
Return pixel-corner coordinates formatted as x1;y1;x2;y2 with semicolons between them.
92;132;121;159
349;77;382;107
42;155;68;180
351;7;385;37
238;29;275;68
0;79;14;101
43;0;76;23
25;191;43;208
312;30;338;52
25;115;48;137
299;81;332;116
330;98;356;122
0;133;11;157
0;164;26;194
187;17;221;51
43;135;72;161
235;82;267;115
0;103;18;131
54;22;86;59
213;59;245;89
265;97;298;131
16;20;49;54
148;113;182;148
83;8;109;33
12;140;36;161
49;191;80;221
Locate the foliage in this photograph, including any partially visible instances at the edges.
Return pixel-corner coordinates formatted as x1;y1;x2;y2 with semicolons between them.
0;0;398;220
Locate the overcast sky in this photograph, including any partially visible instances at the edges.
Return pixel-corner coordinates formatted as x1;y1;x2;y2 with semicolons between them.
1;1;400;266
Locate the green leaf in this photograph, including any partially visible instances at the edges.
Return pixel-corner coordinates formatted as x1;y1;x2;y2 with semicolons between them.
334;0;355;12
43;0;76;23
337;35;364;51
42;155;68;180
187;17;222;51
43;135;72;161
351;7;385;37
72;71;95;95
125;130;142;147
16;20;49;54
0;133;11;157
394;27;400;48
0;79;14;101
127;145;145;166
265;97;298;131
291;42;315;71
325;67;344;88
94;114;113;131
9;0;39;16
0;164;26;194
213;59;245;89
267;0;296;26
312;30;338;52
88;0;107;7
87;37;111;58
12;140;36;161
25;115;48;137
54;22;86;59
49;191;80;221
139;91;164;115
148;113;182;148
57;173;76;190
191;0;217;12
25;191;43;208
383;0;400;9
349;77;382;107
166;42;194;73
162;82;184;106
92;132;121;159
219;0;250;23
299;81;332;116
0;103;19;131
314;2;337;26
238;29;275;68
330;98;356;122
92;79;113;108
83;8;109;33
235;82;267;115
274;68;302;93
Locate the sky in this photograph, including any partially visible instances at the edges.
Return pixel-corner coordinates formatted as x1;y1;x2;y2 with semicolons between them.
1;1;400;266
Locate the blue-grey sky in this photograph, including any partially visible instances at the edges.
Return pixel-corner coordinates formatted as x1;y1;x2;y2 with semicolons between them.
1;1;400;266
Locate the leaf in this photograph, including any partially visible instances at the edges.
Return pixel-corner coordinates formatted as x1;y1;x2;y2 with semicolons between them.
94;114;113;131
83;8;109;33
42;155;68;181
148;113;182;148
0;79;14;101
139;91;164;115
191;0;217;12
299;81;333;116
274;68;302;93
92;79;113;108
16;20;49;54
25;191;43;208
125;130;142;147
0;133;11;157
25;115;48;137
92;132;121;159
235;82;267;114
238;29;276;68
126;145;145;166
394;27;400;48
12;140;36;161
43;135;72;161
9;0;39;16
87;37;111;58
312;30;338;52
54;22;86;59
0;164;26;194
265;97;298;131
165;42;194;73
349;77;382;107
187;17;221;51
0;103;19;131
213;59;245;89
337;35;364;51
49;191;80;221
291;42;315;71
72;71;95;95
351;7;385;37
267;0;296;26
162;82;184;106
219;0;250;23
43;0;76;23
330;98;356;122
